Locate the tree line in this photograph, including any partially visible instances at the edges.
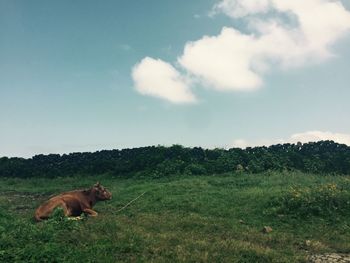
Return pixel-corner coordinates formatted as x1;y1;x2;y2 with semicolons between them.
0;141;349;178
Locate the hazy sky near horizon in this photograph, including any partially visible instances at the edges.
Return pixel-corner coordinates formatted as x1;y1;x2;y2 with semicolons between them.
1;0;350;158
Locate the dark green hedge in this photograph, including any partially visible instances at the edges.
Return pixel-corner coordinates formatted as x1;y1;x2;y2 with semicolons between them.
1;141;350;178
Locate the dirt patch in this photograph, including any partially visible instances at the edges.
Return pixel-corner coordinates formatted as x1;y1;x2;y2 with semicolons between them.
0;191;50;214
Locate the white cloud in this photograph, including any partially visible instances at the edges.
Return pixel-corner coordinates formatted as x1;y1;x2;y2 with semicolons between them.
183;0;350;90
231;138;284;148
132;0;350;102
231;131;350;148
132;57;196;104
290;131;350;145
178;27;262;91
231;139;251;148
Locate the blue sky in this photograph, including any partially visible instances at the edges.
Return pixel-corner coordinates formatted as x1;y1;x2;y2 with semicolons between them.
1;0;350;158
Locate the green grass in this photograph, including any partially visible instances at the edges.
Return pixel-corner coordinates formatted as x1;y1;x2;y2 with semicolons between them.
0;172;349;262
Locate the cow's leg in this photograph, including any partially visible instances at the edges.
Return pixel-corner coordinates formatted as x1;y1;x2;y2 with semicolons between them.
83;208;98;217
60;202;85;220
57;200;72;217
35;199;71;222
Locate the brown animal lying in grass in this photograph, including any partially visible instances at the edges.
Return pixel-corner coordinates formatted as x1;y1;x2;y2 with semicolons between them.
35;182;112;222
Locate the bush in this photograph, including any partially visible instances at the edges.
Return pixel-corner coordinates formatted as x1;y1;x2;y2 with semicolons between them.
155;159;186;177
184;164;207;175
269;183;350;218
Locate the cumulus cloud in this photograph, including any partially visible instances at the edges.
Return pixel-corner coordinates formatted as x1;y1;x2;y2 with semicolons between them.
187;0;350;89
290;131;350;145
179;27;262;91
132;57;196;104
217;0;350;64
132;0;350;102
231;131;350;148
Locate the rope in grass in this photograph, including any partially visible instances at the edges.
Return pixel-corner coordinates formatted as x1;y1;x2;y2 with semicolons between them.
115;191;147;213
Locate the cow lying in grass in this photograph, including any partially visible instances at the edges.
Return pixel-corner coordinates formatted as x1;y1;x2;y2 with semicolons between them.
35;182;112;222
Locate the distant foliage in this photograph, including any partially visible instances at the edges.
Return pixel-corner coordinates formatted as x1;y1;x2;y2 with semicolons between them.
0;141;350;178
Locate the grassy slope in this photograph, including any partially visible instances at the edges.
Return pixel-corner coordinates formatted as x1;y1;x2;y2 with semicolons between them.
0;172;349;262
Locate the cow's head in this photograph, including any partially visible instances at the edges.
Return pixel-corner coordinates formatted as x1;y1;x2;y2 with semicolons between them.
93;182;112;200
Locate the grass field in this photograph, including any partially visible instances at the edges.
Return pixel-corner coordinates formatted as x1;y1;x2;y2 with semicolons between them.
0;172;349;262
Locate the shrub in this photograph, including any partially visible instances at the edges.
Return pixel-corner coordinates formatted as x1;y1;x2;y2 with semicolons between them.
155;159;186;177
184;163;207;175
270;183;350;218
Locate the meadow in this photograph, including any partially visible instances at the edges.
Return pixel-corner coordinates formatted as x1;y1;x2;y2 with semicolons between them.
0;171;349;262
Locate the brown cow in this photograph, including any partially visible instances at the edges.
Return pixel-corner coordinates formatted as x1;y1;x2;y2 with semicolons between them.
34;182;112;222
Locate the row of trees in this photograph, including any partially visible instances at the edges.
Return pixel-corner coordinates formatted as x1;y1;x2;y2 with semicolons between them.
0;141;350;178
